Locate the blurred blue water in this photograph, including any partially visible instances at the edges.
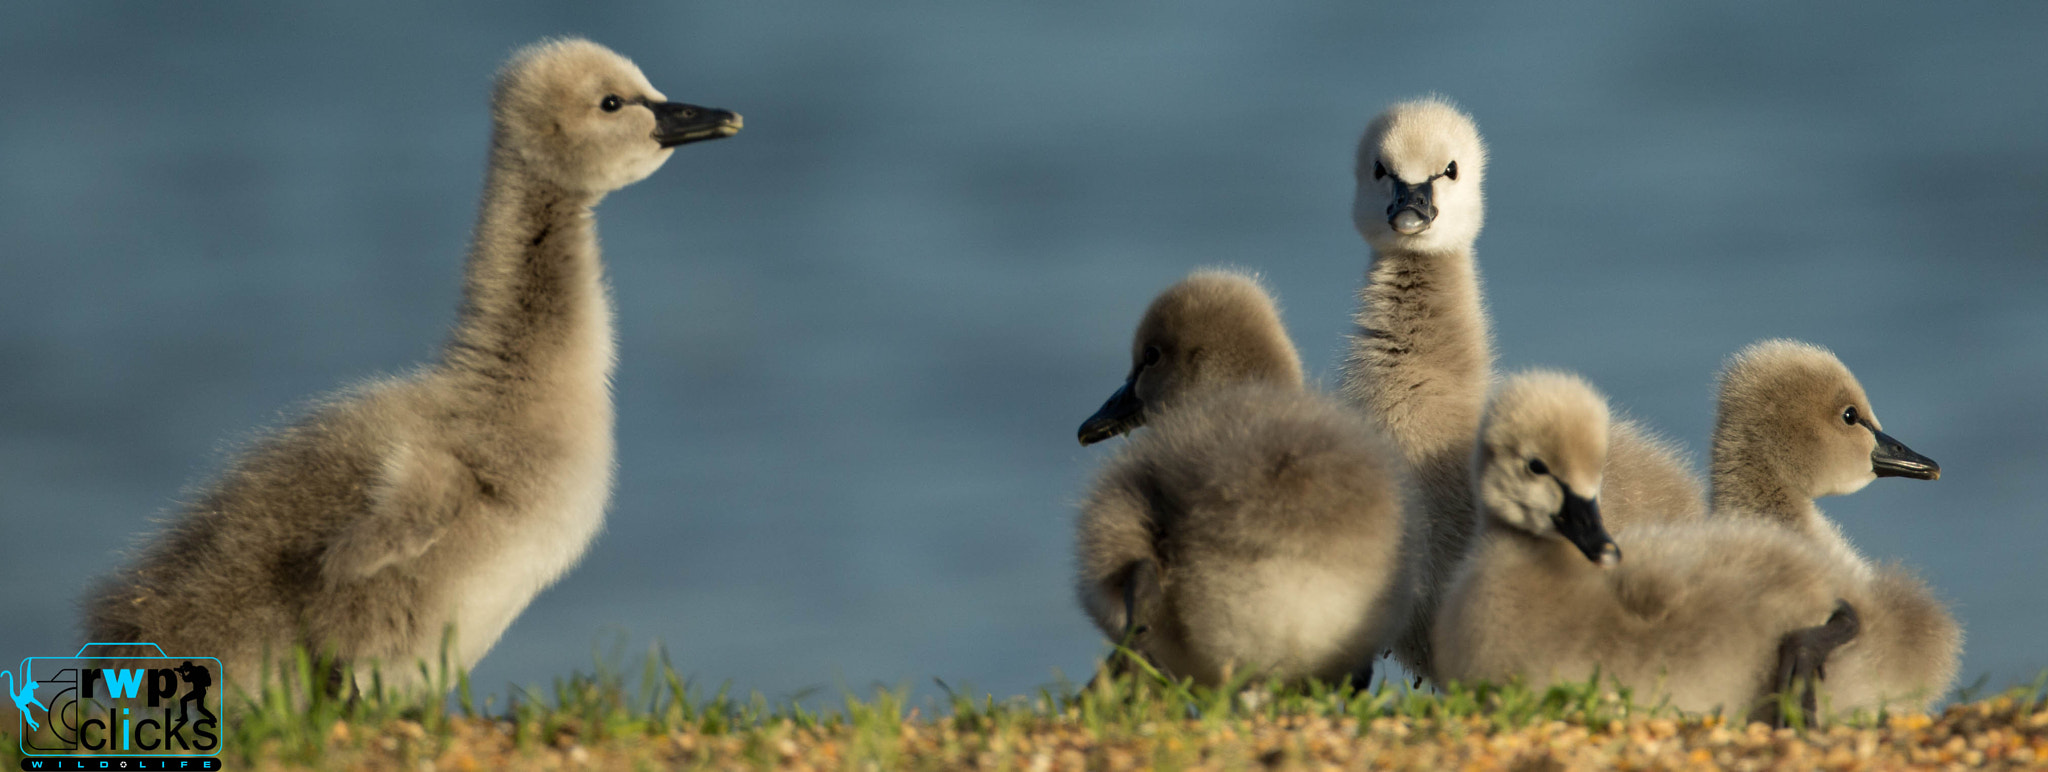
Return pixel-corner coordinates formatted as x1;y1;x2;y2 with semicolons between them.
2;2;2043;704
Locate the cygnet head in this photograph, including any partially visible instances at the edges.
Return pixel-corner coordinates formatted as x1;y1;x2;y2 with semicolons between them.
1352;97;1487;254
492;38;742;194
1077;269;1303;445
1474;370;1620;566
1716;340;1939;499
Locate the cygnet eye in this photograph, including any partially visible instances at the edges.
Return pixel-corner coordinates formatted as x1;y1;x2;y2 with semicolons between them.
1372;160;1387;181
1527;458;1549;476
600;95;623;113
1142;346;1162;367
1842;406;1859;426
1444;160;1458;180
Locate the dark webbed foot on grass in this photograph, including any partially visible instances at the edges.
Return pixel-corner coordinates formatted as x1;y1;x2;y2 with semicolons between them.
1099;623;1152;678
329;659;361;705
1346;662;1374;692
1763;599;1861;728
1088;565;1160;689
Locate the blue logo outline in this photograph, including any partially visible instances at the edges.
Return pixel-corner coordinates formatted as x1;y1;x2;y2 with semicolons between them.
13;642;224;759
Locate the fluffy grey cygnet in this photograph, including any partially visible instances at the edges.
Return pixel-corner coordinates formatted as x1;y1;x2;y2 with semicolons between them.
1074;269;1420;687
1710;339;1959;712
1339;97;1703;681
1434;371;1864;723
81;38;742;691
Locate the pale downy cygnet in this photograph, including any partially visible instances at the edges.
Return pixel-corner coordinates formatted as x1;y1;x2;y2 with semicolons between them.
1711;339;1958;712
1075;269;1419;687
1435;370;1863;723
82;38;741;691
1341;97;1703;682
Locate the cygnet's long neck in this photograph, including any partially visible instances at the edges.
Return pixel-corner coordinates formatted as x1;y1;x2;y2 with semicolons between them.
1711;440;1877;578
1342;243;1495;511
441;148;616;396
1709;432;1822;533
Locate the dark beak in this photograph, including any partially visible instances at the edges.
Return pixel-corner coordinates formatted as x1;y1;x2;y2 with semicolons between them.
1386;178;1437;235
1078;379;1145;446
1552;486;1621;567
651;101;742;148
1863;421;1940;480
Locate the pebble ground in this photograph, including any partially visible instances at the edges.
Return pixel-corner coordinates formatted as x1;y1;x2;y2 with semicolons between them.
234;695;2048;771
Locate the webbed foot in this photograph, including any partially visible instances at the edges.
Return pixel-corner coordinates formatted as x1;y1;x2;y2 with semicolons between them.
1763;599;1860;728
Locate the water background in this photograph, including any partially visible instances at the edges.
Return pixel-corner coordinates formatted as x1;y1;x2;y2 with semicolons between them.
3;2;2044;705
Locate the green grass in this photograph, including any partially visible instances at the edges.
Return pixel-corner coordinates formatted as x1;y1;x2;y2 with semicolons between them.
7;639;2044;770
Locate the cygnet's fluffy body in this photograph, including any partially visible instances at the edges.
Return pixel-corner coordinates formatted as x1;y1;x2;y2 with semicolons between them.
81;38;741;690
1341;98;1703;680
1076;270;1419;686
1711;340;1959;711
1599;419;1707;531
1435;371;1860;717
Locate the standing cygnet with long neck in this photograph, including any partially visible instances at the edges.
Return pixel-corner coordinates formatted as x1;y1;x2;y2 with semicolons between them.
82;38;741;690
1341;98;1702;681
1711;339;1959;711
1075;270;1419;687
1435;371;1865;722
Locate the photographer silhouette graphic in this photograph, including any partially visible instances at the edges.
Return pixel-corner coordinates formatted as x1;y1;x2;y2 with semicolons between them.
174;659;214;725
